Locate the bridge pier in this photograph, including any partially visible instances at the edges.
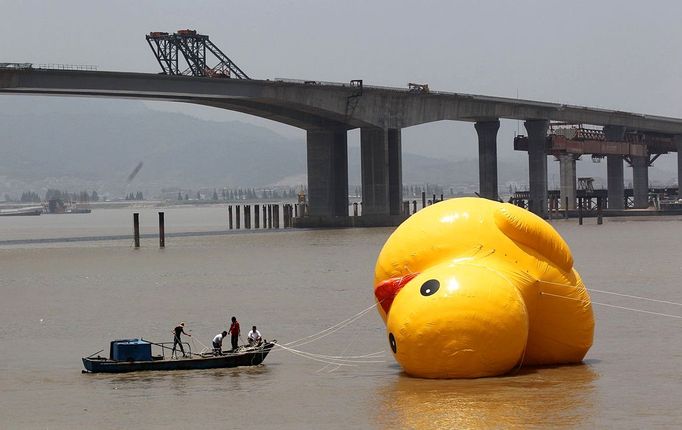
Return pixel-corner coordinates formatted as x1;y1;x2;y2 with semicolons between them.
676;135;682;194
360;127;405;224
604;125;626;209
631;155;649;208
305;128;349;222
475;120;500;200
524;119;549;217
558;153;577;210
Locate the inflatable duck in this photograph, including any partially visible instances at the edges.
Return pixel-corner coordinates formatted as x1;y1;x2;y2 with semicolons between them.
374;197;594;379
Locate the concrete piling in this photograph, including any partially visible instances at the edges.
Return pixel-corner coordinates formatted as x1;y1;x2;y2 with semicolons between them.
254;204;260;229
133;213;140;248
158;211;165;248
422;191;426;209
236;205;241;229
228;205;233;230
245;205;251;229
578;197;583;225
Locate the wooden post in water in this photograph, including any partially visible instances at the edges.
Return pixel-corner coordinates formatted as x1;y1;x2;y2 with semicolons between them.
158;212;165;248
421;191;426;209
262;205;267;229
274;204;280;228
133;213;140;248
267;205;272;229
236;205;241;229
245;205;251;229
228;205;233;230
432;194;436;204
578;197;583;225
412;200;417;213
440;194;444;202
597;197;603;225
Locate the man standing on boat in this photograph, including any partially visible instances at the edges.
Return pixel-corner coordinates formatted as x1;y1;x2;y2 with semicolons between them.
172;322;191;358
212;331;228;355
228;316;240;351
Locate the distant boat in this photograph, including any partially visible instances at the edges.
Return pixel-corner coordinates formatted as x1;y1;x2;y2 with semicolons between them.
82;338;276;373
47;199;91;214
0;206;43;216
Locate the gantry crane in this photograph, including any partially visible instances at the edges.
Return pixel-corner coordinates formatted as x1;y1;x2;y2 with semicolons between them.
146;30;249;79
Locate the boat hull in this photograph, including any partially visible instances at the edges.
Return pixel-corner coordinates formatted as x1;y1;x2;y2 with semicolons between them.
82;342;275;373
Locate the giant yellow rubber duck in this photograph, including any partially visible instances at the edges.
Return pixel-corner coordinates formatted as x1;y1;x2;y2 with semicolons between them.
374;197;594;378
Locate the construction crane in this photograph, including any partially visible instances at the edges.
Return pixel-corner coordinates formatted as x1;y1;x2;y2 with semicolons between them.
146;30;249;79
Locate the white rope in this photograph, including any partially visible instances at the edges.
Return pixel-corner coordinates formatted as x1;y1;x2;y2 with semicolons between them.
587;288;682;307
284;302;379;348
540;291;682;319
274;343;386;366
536;279;682;307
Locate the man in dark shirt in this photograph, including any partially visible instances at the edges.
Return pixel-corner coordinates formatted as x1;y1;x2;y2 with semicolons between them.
228;316;240;351
172;322;191;358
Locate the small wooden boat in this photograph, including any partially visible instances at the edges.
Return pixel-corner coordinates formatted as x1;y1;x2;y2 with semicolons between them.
82;338;276;373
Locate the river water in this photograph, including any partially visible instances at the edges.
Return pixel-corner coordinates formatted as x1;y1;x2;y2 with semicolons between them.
0;207;681;429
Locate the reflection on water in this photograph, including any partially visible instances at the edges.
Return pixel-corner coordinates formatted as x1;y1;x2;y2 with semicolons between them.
375;364;598;429
98;365;273;398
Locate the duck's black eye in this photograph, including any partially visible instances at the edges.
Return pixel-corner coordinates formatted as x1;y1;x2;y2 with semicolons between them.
420;279;440;296
389;333;397;353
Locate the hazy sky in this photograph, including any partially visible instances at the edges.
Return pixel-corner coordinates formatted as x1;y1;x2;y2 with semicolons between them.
2;0;681;173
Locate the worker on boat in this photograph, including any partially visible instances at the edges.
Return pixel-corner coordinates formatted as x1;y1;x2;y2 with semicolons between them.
228;316;240;351
247;326;262;346
172;322;191;358
212;331;228;355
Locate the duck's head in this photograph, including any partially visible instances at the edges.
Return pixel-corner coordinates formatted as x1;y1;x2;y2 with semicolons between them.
374;261;529;378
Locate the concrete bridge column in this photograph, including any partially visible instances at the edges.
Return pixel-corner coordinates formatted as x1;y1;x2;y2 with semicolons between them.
604;125;626;209
306;129;349;219
675;135;682;195
559;153;576;210
387;128;403;215
361;127;404;218
631;155;649;209
475;120;500;200
524;119;550;217
361;128;389;216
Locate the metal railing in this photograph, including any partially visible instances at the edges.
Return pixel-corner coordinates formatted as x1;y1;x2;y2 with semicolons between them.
0;62;97;71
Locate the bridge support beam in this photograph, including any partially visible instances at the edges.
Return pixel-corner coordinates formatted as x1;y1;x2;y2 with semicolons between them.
604;125;626;209
632;155;649;209
387;128;403;215
305;128;349;220
524;119;549;217
675;135;682;195
475;120;500;200
558;153;576;210
360;127;405;223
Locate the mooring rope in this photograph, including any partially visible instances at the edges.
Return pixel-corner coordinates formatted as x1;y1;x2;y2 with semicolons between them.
283;302;379;348
540;291;682;319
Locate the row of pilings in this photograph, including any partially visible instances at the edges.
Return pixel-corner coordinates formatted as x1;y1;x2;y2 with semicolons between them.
132;204;297;248
227;203;296;230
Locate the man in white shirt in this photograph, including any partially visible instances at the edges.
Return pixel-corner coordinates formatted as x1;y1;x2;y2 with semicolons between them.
212;331;228;355
247;326;262;346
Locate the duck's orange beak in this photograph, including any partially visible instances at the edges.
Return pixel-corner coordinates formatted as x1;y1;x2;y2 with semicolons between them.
374;273;419;314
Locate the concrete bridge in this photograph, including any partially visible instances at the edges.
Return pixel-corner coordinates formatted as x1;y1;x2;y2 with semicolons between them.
2;67;682;225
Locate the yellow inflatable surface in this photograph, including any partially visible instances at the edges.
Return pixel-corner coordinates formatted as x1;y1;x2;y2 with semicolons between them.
374;197;594;378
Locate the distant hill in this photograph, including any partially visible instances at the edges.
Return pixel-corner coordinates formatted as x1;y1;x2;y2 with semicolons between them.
0;96;676;199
